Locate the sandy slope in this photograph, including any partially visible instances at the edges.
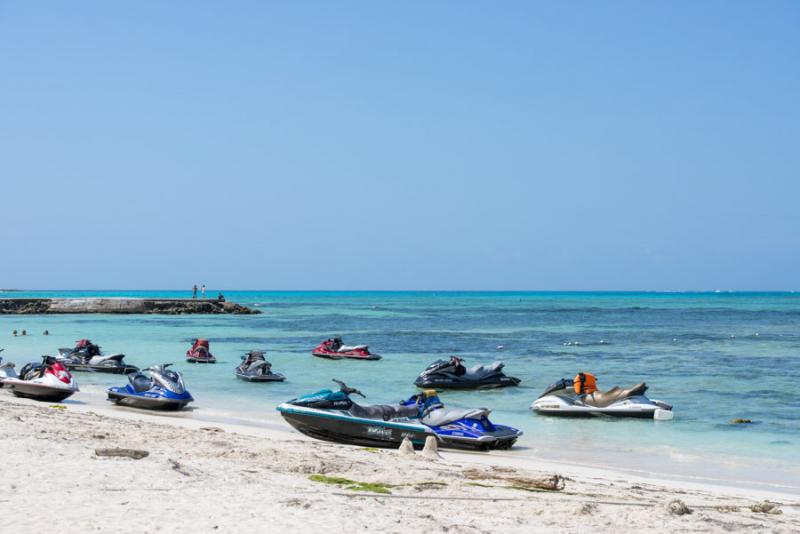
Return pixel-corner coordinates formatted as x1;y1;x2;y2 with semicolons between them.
0;398;797;534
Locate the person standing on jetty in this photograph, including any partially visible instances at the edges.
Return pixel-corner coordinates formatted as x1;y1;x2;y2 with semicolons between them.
192;284;198;299
201;284;206;299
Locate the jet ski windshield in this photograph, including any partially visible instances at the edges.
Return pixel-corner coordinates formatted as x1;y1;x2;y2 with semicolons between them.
145;364;186;394
539;378;571;399
128;372;154;392
243;351;266;362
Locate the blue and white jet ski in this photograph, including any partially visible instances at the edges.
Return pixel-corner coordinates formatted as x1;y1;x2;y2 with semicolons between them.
277;380;521;451
107;364;193;410
404;389;521;450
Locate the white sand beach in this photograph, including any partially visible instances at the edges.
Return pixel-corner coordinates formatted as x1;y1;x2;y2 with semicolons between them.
1;392;797;534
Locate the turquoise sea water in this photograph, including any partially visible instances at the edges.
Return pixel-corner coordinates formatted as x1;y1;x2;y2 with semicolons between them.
2;290;799;491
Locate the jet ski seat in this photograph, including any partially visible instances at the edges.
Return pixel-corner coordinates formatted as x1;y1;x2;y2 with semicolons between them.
349;403;419;421
338;345;368;352
422;407;489;427
464;361;504;379
19;363;43;380
129;373;154;392
99;353;126;363
585;382;648;408
244;361;272;374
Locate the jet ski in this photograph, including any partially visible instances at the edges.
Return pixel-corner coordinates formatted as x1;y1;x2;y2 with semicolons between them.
57;339;138;374
405;389;521;450
531;373;674;420
0;350;14;385
415;356;521;390
107;364;194;410
0;355;79;402
186;339;216;363
311;337;381;361
235;351;286;382
277;380;522;450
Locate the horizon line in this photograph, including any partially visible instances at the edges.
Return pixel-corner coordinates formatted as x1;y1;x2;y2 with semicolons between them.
2;289;797;294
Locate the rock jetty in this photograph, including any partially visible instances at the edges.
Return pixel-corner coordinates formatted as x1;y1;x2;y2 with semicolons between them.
0;298;260;315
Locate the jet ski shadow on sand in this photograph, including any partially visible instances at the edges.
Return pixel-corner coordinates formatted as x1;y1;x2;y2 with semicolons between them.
107;364;194;410
235;350;286;382
415;356;521;390
57;339;139;374
0;353;79;402
277;379;521;451
531;372;674;420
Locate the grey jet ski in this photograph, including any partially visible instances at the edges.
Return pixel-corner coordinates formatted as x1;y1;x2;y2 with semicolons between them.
235;351;286;382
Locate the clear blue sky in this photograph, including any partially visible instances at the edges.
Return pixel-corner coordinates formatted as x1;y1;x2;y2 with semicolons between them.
1;1;798;290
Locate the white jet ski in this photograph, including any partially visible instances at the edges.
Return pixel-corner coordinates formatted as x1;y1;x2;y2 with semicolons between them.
531;374;673;420
0;355;79;402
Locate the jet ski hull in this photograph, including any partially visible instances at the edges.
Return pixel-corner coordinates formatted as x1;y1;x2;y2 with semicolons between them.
2;379;77;402
235;372;286;382
186;356;217;364
107;388;193;410
311;350;381;361
415;376;521;390
62;363;139;374
277;404;432;448
434;424;521;451
531;395;674;419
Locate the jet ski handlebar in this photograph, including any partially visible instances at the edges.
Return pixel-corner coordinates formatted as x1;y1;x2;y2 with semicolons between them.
332;379;365;398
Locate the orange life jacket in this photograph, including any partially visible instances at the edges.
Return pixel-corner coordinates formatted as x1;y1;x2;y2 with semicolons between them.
574;372;597;395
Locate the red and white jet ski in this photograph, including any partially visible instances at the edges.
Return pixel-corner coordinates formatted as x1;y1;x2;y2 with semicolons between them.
311;337;381;361
0;355;79;402
186;339;216;363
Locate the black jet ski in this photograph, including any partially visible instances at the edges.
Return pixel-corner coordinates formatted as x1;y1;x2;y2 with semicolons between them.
531;373;674;420
235;351;286;382
277;380;522;450
277;380;434;448
415;356;521;390
57;339;138;374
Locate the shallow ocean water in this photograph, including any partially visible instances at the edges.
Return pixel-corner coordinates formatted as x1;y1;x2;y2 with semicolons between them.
2;290;799;490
